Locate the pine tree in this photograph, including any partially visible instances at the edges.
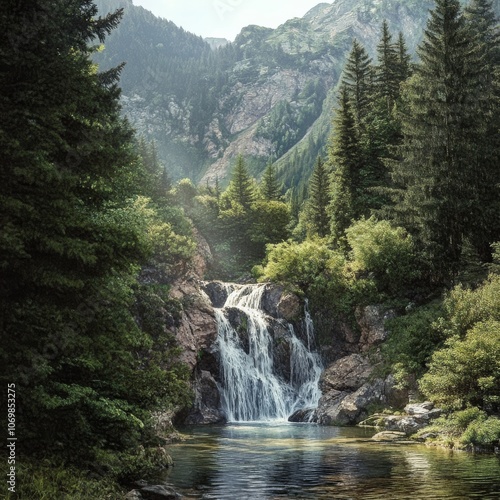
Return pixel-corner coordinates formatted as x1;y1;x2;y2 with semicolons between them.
390;0;496;281
0;0;190;465
342;39;373;129
463;0;500;260
224;155;256;209
375;20;400;112
260;162;282;201
328;86;361;245
304;156;331;238
396;32;412;83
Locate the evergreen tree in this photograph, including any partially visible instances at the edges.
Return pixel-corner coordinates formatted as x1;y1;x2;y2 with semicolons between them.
375;20;400;112
260;162;282;201
342;39;373;129
463;0;500;260
396;32;412;83
303;156;331;238
328;86;361;245
223;155;256;209
0;0;190;467
390;0;497;281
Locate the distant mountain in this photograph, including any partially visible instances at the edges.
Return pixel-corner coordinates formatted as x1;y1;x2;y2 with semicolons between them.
94;0;500;188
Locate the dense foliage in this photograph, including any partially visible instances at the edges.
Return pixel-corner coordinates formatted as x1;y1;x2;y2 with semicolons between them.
0;0;194;492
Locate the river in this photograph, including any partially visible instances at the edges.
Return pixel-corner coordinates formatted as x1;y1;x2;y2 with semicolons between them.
161;423;500;499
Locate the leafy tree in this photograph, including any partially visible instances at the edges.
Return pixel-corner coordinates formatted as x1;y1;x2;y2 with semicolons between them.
420;320;500;412
346;217;420;297
248;200;291;249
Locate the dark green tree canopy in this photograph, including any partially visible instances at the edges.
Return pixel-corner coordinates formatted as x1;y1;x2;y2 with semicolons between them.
390;0;500;281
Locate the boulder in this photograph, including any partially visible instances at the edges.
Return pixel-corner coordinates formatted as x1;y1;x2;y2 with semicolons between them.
261;284;283;317
404;401;434;415
276;292;301;320
288;408;316;423
382;415;429;434
125;491;143;500
202;281;230;308
316;390;351;425
372;431;408;442
140;485;183;499
319;354;373;392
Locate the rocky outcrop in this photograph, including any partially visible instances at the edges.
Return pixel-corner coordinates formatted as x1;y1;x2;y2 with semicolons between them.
359;401;443;437
182;370;225;425
316;304;407;426
316;377;405;426
169;279;217;371
125;485;183;499
355;305;397;352
320;354;373;392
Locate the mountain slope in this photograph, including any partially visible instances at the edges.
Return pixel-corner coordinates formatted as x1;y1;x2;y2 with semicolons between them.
94;0;497;188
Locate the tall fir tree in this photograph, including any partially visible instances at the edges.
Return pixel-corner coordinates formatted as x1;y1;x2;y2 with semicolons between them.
328;86;361;246
396;32;412;83
224;155;256;209
260;162;282;201
390;0;497;282
304;156;331;238
375;20;400;112
342;39;373;130
463;0;500;260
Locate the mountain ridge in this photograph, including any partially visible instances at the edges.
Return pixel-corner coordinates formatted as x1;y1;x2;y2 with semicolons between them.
94;0;498;188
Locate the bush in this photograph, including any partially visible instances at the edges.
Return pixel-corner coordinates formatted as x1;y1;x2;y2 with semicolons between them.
256;238;376;321
346;217;420;297
419;320;500;411
0;459;123;499
461;416;500;447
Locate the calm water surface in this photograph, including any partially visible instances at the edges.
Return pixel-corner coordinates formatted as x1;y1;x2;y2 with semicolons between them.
161;423;500;499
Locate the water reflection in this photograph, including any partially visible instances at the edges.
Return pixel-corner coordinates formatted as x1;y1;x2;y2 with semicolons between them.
162;423;500;499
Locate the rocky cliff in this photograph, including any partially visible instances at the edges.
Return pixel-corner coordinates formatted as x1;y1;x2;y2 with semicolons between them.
163;229;411;425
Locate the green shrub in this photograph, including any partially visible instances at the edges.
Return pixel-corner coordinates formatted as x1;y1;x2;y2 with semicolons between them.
346;217;420;297
461;416;500;447
1;459;123;499
420;320;500;411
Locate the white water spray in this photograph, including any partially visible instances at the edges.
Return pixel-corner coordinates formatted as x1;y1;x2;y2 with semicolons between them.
214;284;322;422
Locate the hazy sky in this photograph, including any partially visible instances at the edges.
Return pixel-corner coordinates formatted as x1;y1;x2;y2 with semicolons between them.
132;0;328;40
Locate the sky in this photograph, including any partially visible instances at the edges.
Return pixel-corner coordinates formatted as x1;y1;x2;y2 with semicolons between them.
132;0;329;41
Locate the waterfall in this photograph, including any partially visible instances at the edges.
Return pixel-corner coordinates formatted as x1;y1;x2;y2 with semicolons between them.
214;284;323;422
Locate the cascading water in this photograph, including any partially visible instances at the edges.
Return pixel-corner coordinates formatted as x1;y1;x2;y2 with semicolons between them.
214;283;323;422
